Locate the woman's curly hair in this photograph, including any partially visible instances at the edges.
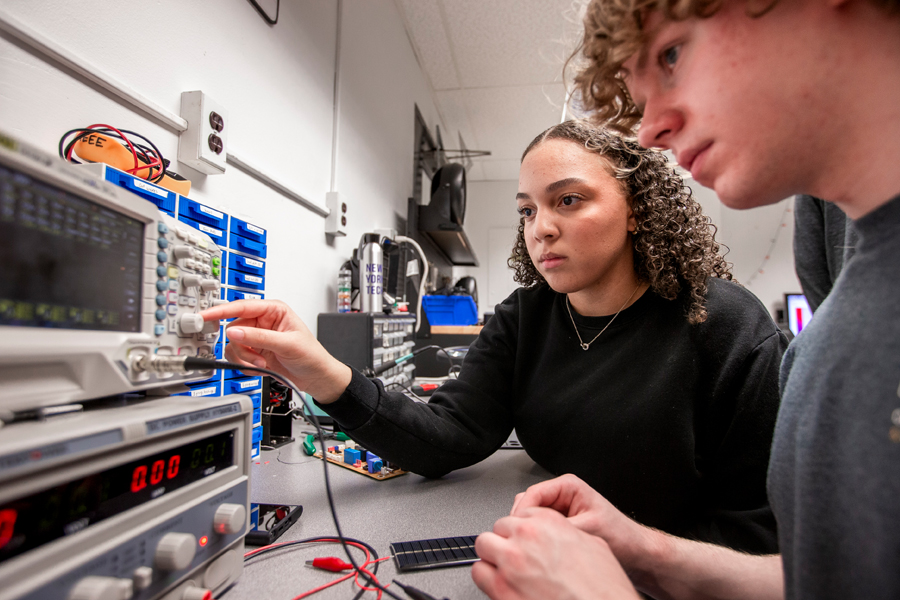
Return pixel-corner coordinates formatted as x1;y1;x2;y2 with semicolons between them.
571;0;900;133
508;120;732;324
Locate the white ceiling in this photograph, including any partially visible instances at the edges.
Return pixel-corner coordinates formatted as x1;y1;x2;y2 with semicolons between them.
394;0;586;181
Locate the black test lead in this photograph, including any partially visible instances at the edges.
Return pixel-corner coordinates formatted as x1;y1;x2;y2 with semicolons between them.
392;579;449;600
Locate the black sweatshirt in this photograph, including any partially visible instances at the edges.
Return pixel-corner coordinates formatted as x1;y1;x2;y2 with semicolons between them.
320;277;785;553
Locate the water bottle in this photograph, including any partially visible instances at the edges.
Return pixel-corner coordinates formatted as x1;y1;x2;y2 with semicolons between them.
337;268;352;313
359;233;383;313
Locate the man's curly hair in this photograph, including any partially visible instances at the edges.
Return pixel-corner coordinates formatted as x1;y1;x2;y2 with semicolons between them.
572;0;900;133
509;120;732;324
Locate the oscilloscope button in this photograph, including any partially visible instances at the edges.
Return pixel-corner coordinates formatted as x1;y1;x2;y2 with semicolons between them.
155;309;166;321
172;245;194;259
157;251;167;263
157;222;169;234
156;280;167;292
156;266;167;278
154;532;197;571
157;237;169;249
155;295;166;306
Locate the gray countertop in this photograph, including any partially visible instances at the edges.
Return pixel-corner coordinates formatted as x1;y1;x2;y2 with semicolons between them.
221;423;552;600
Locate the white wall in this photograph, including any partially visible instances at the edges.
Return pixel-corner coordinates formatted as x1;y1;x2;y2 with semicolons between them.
459;178;801;320
0;0;445;330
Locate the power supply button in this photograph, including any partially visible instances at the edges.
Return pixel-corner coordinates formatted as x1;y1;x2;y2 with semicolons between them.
68;576;133;600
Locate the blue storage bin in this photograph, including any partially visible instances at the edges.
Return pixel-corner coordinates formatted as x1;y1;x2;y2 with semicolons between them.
228;270;265;291
422;295;478;326
218;250;228;283
230;216;267;244
228;253;266;277
225;376;263;394
253;408;261;426
251;439;260;459
178;215;227;247
224;366;252;379
249;504;260;529
252;425;263;443
249;392;262;409
178;197;229;229
229;234;267;259
98;164;176;214
227;289;265;302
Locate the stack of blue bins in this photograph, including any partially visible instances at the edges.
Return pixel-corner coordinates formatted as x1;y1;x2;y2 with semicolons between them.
89;164;268;460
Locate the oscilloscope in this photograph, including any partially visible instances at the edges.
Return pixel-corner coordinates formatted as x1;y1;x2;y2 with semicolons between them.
0;131;227;411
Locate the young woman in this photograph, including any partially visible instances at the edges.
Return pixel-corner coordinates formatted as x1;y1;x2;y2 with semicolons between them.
201;120;786;554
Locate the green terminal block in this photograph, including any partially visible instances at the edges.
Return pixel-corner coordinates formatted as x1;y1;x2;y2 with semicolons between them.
335;432;350;441
302;434;316;456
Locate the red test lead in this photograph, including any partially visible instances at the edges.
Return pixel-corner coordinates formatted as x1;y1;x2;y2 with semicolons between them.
305;557;354;572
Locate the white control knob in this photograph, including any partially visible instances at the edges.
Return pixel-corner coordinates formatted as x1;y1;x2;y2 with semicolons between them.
211;299;229;307
182;586;213;600
154;532;197;571
172;245;195;259
180;313;205;334
213;503;247;535
182;275;202;288
200;278;220;292
68;576;133;600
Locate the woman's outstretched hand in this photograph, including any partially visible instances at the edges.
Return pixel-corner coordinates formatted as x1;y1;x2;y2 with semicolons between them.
199;299;351;402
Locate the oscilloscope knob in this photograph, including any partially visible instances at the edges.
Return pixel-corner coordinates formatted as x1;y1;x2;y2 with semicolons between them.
68;575;134;600
199;278;220;292
213;503;247;535
180;313;205;334
182;275;202;289
154;532;197;571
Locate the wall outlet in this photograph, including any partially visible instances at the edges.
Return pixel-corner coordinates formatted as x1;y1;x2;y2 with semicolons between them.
325;191;347;236
178;91;228;175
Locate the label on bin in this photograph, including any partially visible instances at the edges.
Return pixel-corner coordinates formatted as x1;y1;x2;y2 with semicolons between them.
199;224;222;237
190;386;218;397
243;257;264;268
133;179;167;197
246;223;264;234
199;205;224;218
243;275;263;284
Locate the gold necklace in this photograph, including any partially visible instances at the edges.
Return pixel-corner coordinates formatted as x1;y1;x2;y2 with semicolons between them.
566;284;642;351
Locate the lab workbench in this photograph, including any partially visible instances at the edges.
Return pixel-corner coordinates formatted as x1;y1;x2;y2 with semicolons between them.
222;421;552;600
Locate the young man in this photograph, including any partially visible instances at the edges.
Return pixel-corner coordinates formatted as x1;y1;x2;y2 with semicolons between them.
471;0;900;598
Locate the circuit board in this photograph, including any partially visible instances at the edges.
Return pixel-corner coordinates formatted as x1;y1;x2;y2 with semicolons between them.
313;448;408;481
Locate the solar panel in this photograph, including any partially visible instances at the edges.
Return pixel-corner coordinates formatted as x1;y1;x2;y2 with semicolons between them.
390;535;480;571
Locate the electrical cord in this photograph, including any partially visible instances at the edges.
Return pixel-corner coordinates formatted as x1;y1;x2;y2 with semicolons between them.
58;124;167;183
393;235;429;334
138;355;405;600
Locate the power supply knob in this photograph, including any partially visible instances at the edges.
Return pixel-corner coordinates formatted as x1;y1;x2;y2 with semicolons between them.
200;278;220;292
213;503;247;535
68;576;133;600
172;245;195;259
182;275;202;288
180;313;205;334
154;532;197;571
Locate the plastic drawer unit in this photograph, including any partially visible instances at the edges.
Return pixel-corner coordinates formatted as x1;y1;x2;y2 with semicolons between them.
179;197;229;229
86;163;177;215
230;216;267;245
227;289;265;302
229;234;267;259
251;426;263;458
175;380;222;397
228;253;266;277
225;376;263;395
178;214;228;248
219;250;228;283
227;269;265;291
